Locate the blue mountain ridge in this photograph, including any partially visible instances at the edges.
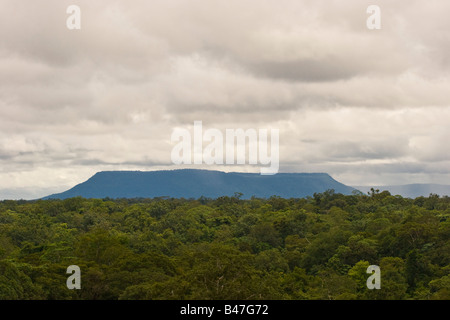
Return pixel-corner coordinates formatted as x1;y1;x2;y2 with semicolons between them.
42;169;357;200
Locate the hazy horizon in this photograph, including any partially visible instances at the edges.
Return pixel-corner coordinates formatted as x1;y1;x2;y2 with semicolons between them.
2;168;450;201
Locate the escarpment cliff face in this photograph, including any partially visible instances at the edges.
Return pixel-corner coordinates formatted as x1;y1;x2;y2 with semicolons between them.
42;169;357;200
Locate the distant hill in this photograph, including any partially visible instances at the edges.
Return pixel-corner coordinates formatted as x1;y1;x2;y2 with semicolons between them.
42;169;357;200
353;184;450;198
0;187;65;201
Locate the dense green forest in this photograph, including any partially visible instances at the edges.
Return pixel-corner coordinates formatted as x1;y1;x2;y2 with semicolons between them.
0;190;449;300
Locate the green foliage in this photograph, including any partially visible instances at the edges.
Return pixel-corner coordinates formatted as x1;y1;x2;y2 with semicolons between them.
0;192;449;300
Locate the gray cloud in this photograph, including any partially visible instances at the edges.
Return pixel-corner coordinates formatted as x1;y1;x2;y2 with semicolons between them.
1;0;450;198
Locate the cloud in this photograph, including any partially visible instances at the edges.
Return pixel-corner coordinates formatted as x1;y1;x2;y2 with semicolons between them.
0;0;450;198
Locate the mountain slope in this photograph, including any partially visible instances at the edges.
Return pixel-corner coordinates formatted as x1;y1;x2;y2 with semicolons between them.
42;169;356;200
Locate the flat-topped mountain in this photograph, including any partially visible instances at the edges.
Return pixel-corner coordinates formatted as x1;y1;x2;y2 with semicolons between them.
42;169;357;200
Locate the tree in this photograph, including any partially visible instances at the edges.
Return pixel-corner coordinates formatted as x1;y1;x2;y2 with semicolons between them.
0;260;43;299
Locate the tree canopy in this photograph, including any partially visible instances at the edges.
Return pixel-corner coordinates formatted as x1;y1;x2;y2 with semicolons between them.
0;191;449;300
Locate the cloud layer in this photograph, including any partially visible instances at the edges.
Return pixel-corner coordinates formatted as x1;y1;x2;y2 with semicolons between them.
1;0;450;198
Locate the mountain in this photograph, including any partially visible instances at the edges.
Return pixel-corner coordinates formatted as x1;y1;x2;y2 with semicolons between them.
353;184;450;198
42;169;357;200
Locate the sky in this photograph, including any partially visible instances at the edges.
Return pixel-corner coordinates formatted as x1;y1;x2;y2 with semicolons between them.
1;0;450;199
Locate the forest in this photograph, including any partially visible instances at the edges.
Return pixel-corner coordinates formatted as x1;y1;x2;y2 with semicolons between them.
0;189;449;300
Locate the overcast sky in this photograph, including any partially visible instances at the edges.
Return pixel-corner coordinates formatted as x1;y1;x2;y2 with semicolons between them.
1;0;450;199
